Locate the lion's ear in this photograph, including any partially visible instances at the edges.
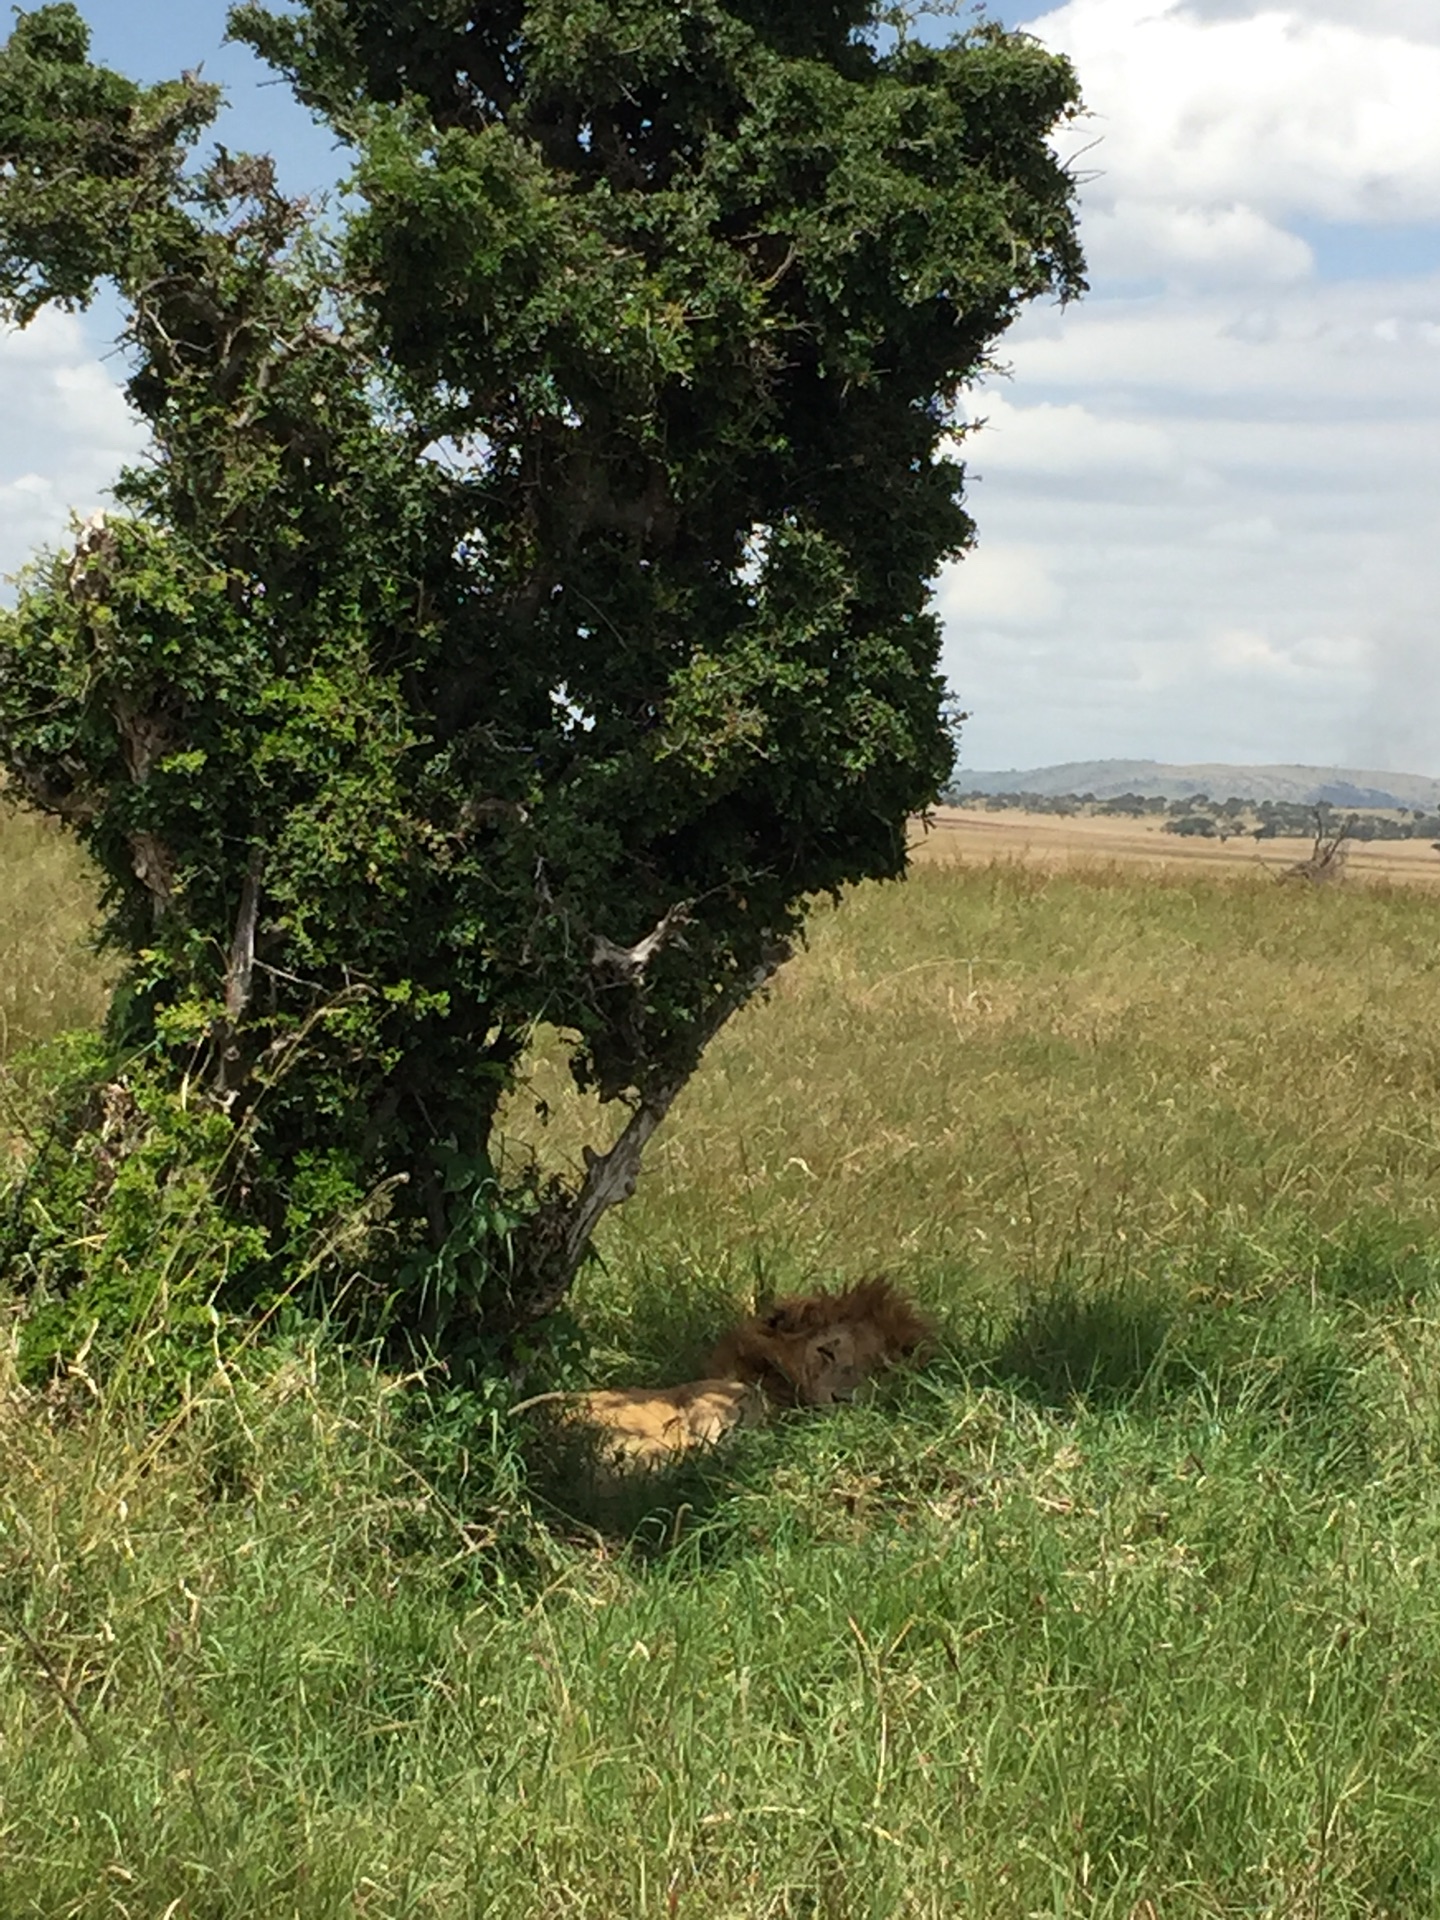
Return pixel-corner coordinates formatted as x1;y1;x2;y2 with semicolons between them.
739;1334;799;1399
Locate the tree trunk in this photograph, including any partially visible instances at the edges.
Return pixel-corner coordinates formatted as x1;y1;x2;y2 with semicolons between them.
494;943;790;1329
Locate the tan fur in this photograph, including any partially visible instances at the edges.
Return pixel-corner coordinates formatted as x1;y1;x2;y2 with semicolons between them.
518;1279;931;1480
522;1377;768;1475
705;1277;933;1407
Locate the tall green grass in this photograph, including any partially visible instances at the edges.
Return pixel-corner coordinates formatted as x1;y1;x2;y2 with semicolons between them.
0;802;110;1062
554;863;1440;1376
7;831;1440;1915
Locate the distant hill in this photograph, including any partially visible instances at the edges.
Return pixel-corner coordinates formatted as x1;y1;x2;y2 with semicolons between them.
946;760;1440;811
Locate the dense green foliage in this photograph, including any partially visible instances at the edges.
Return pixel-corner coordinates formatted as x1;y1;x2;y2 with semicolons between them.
0;0;1082;1372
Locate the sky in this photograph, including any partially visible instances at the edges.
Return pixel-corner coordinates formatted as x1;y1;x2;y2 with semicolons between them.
3;2;1440;776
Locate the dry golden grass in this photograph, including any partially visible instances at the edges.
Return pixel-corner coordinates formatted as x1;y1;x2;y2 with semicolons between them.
0;804;109;1063
0;804;110;1178
916;804;1440;887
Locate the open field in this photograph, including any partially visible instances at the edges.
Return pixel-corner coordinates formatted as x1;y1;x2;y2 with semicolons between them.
0;807;112;1059
7;813;1440;1914
917;806;1440;887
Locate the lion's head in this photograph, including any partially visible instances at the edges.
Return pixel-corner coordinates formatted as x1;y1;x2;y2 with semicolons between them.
706;1277;932;1408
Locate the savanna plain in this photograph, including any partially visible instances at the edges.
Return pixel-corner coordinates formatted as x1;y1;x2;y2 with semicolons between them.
7;804;1440;1918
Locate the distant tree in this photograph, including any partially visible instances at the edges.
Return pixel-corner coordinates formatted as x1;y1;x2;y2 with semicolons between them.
1099;792;1151;817
0;2;1085;1374
1165;815;1216;839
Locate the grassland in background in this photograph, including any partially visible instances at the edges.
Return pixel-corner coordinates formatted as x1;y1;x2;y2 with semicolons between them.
0;805;111;1057
7;809;1440;1916
919;804;1440;887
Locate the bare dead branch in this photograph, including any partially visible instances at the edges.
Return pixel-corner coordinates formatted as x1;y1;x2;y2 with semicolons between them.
129;830;175;912
1280;808;1354;886
65;511;116;597
224;850;264;1024
590;899;692;983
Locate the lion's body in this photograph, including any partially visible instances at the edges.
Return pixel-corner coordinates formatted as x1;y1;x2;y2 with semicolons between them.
566;1377;767;1470
518;1279;931;1481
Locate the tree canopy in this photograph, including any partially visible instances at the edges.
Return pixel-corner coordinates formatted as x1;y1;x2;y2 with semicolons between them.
0;0;1083;1377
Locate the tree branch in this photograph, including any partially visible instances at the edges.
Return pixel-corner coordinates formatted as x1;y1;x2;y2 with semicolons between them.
590;899;692;983
215;849;263;1096
501;939;791;1330
224;849;263;1023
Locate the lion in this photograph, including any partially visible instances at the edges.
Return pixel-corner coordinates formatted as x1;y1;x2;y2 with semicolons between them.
515;1278;932;1481
706;1276;933;1408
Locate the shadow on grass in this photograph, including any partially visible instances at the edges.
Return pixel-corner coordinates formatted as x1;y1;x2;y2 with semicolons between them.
522;1417;765;1559
989;1279;1176;1409
513;1223;1430;1561
977;1262;1382;1481
1302;1216;1440;1309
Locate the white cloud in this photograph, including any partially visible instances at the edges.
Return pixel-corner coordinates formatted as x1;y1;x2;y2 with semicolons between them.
1082;199;1315;287
1204;514;1279;545
1211;626;1292;675
944;263;1440;769
1352;614;1440;770
1010;275;1440;409
1040;0;1440;226
1210;626;1366;679
957;392;1181;477
939;543;1064;626
1180;1;1440;48
0;310;144;588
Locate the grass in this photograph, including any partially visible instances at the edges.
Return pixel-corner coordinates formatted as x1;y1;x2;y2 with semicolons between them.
553;861;1440;1375
0;801;112;1180
7;821;1440;1915
0;802;111;1062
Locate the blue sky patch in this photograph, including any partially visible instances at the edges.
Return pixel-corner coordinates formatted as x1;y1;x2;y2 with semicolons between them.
1290;219;1440;284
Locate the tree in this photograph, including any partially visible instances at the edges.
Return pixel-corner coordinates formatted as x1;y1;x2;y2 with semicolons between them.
0;1;1084;1374
1165;815;1216;839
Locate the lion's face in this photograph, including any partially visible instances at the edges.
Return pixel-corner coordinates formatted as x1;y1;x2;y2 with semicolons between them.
707;1278;932;1408
781;1323;883;1404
